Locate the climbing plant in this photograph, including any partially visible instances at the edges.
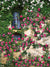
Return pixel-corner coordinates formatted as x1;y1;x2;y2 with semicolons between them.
0;0;50;67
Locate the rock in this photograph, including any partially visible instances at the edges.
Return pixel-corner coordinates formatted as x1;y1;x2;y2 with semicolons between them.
26;47;46;57
1;51;7;64
13;52;21;59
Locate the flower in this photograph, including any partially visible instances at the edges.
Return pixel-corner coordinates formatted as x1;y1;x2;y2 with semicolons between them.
41;55;44;58
24;34;27;37
43;34;46;37
32;59;34;62
35;19;39;21
27;17;29;20
37;63;39;66
2;34;5;37
46;28;48;31
9;28;11;30
43;16;46;20
33;23;35;26
14;49;16;52
38;8;40;11
48;56;50;59
15;63;18;65
37;13;39;17
49;30;50;32
22;38;24;40
42;61;45;64
12;26;15;28
18;38;20;40
47;63;49;66
20;15;23;18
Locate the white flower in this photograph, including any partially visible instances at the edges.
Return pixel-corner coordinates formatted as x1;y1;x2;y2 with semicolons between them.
41;1;44;4
25;12;27;15
2;7;4;10
26;8;28;11
23;1;25;4
32;7;34;9
13;1;16;4
40;4;43;8
7;7;9;10
26;0;28;2
47;3;49;5
31;0;34;4
1;1;4;4
0;15;1;17
18;3;20;5
5;0;7;2
49;0;50;1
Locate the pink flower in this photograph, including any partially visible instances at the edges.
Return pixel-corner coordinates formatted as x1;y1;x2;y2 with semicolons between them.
22;38;24;40
23;18;26;22
34;34;37;37
41;35;43;37
37;13;39;17
15;40;17;44
2;34;5;37
23;64;25;66
27;17;29;20
42;61;45;64
35;19;39;21
9;28;11;30
7;32;11;35
5;42;7;44
31;21;33;23
15;63;17;65
37;63;39;66
35;57;37;60
8;54;10;56
39;25;42;28
22;48;24;50
38;8;40;11
28;10;30;12
41;55;44;58
11;34;14;37
43;16;46;20
49;30;50;32
30;19;31;21
24;23;27;26
42;29;45;32
20;15;23;18
21;24;24;27
45;44;48;47
33;23;35;26
36;30;40;33
43;34;46;37
26;38;29;41
12;26;15;28
40;21;43;24
48;56;50;59
9;42;11;44
31;10;33;12
47;63;49;66
14;49;16;52
18;38;20;40
24;34;27;37
4;54;7;57
27;21;29;23
9;49;12;53
38;58;41;62
26;42;28;46
32;59;34;62
46;28;48;31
